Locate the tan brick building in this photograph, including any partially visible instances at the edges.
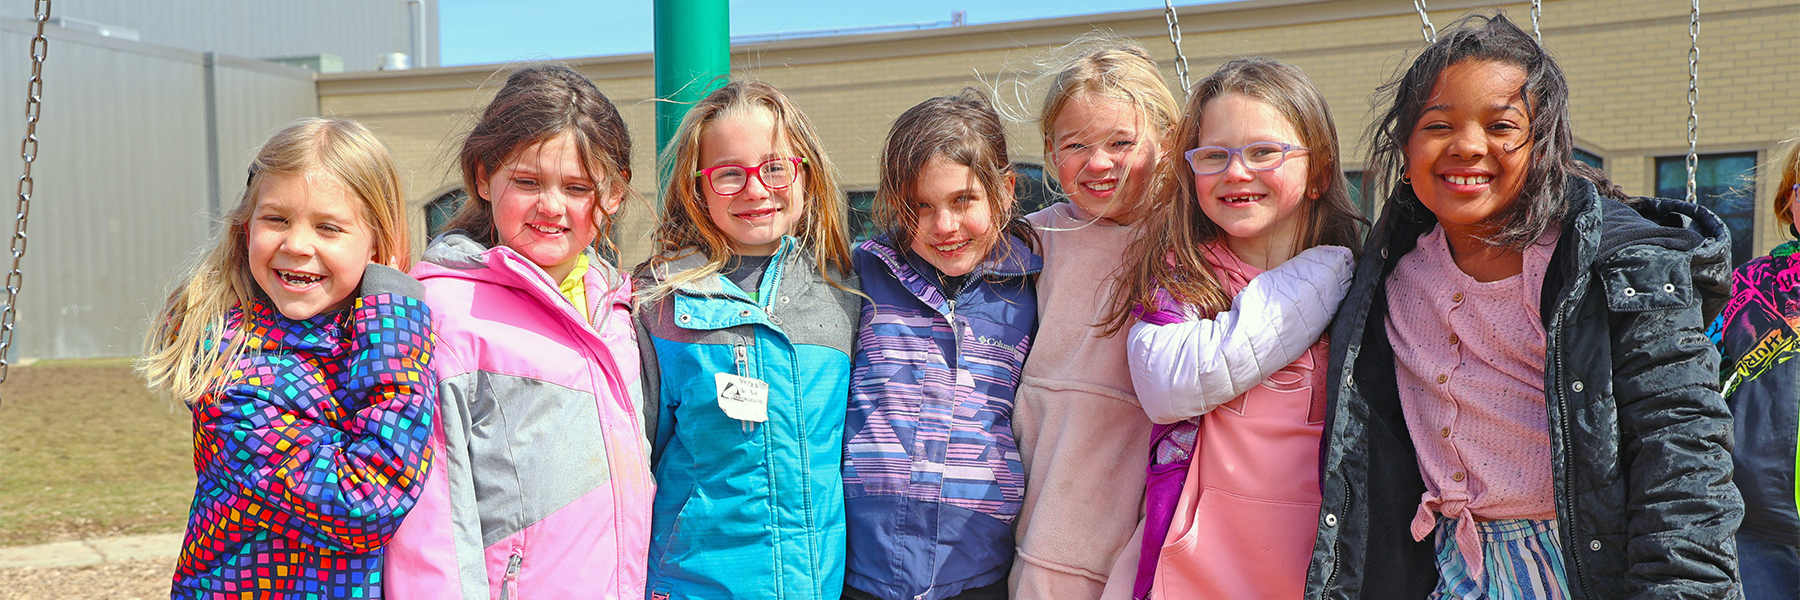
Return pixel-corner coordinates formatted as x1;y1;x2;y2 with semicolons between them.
317;0;1800;268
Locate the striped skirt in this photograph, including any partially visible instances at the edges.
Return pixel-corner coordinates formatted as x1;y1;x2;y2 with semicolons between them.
1430;517;1571;600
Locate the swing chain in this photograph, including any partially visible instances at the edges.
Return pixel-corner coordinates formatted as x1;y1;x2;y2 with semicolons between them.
1413;0;1437;43
1685;0;1699;203
1163;0;1191;96
1531;0;1543;42
1;0;51;398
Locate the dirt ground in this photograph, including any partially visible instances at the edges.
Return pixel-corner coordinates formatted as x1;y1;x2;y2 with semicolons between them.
0;556;174;599
0;358;193;546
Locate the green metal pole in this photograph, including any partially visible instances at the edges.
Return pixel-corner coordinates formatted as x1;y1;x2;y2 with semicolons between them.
654;0;730;175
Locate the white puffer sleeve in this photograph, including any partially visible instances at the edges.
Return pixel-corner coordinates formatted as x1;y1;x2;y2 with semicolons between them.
1128;245;1355;424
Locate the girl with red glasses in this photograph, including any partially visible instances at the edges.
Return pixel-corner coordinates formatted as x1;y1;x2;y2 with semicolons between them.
635;80;862;600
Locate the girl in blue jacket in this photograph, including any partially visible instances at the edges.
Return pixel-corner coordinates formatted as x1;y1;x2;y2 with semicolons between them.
842;88;1040;600
635;80;862;600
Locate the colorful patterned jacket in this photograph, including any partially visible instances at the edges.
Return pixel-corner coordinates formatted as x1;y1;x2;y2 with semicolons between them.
172;264;437;599
1710;240;1800;547
842;234;1040;600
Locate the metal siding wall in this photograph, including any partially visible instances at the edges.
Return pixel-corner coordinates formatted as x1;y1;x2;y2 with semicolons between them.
0;21;316;359
212;60;321;219
3;1;414;72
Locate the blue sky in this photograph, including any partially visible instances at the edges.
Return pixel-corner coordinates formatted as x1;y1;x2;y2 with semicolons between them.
440;1;1193;66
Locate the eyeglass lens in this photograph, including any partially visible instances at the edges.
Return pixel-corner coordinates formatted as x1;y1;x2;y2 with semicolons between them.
1190;142;1295;175
710;159;798;195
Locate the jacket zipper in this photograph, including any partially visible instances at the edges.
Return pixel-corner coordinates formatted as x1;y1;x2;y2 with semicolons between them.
1550;278;1592;599
499;552;523;599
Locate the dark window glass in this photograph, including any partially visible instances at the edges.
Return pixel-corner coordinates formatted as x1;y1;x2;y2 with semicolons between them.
843;162;1066;243
1345;170;1376;219
1657;152;1756;265
1573;148;1604;169
426;189;468;242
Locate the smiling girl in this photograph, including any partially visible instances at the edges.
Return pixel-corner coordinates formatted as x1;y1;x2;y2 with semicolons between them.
142;117;436;599
1101;57;1362;600
1010;36;1181;600
842;88;1040;600
382;65;654;600
635;80;861;600
1308;14;1741;599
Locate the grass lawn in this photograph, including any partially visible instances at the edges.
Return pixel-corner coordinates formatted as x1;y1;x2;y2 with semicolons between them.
0;358;194;547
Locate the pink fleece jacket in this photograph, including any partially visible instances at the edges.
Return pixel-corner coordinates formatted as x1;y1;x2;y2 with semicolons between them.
1011;202;1151;600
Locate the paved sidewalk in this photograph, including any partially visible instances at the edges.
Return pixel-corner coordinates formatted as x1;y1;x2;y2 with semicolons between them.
0;533;181;568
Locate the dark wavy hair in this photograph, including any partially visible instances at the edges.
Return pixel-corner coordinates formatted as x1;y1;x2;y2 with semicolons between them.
444;64;633;256
875;88;1037;256
1367;12;1625;251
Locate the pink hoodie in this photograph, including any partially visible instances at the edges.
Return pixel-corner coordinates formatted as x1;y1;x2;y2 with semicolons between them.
383;234;654;600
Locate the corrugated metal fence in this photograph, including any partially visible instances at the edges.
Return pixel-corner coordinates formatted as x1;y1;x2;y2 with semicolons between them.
0;16;317;359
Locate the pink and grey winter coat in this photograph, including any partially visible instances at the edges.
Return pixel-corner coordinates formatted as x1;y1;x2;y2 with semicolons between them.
382;232;654;600
842;234;1040;600
172;264;438;599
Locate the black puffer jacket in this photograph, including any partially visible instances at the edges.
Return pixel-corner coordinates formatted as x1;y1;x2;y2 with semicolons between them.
1304;177;1743;600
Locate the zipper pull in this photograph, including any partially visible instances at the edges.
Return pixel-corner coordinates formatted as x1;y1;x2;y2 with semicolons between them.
499;552;523;600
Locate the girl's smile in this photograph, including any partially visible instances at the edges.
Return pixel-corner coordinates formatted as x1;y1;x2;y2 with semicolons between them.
1051;95;1156;224
1192;93;1314;269
1404;59;1533;238
908;156;1006;278
700;109;806;256
484;131;620;282
247;169;376;320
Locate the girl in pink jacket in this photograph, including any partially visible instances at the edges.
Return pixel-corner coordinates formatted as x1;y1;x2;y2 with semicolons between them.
1101;58;1363;599
383;65;654;600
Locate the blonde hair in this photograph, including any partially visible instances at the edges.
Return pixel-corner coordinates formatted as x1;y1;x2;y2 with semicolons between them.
639;81;853;302
1037;33;1181;218
1102;58;1366;335
1769;130;1800;239
139;117;409;401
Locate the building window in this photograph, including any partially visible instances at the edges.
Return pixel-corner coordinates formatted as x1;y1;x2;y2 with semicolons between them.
844;162;1065;243
1573;148;1604;170
1656;152;1756;265
426;189;468;242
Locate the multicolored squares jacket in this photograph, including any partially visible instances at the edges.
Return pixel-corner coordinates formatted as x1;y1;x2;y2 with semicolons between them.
1710;240;1800;548
172;264;437;599
636;236;862;600
842;235;1040;600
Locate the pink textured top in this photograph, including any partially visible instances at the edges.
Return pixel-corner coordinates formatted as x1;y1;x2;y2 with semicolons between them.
1384;224;1561;579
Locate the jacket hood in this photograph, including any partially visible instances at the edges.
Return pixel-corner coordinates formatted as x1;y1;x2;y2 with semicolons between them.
1593;185;1732;316
414;231;630;307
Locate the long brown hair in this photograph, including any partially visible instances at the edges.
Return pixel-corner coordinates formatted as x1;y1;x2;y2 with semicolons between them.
442;64;634;257
139;117;409;401
639;81;853;301
1102;58;1366;335
875;88;1036;257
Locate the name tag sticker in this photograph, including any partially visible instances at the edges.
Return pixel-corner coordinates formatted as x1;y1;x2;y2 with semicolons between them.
715;372;769;423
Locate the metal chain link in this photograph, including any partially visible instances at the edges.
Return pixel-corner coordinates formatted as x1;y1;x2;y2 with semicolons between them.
1;0;51;404
1413;0;1437;43
1686;0;1699;203
1163;0;1190;96
1531;0;1543;42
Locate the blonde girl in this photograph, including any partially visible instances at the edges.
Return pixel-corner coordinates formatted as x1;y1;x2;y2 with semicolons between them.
142;117;436;599
636;80;862;600
1010;34;1181;600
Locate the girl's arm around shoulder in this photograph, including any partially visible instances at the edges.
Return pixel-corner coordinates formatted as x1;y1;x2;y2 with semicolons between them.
1599;246;1743;598
203;264;440;554
1127;246;1353;423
